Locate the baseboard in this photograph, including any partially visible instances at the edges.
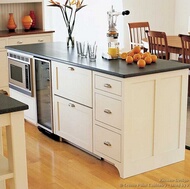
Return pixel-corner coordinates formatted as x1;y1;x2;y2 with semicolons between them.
185;145;190;150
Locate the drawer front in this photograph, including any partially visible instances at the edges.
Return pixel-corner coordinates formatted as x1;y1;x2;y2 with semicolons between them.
0;38;7;49
95;74;122;96
29;34;52;43
95;93;122;130
8;34;52;46
8;36;30;45
52;61;92;107
54;95;92;152
94;125;121;162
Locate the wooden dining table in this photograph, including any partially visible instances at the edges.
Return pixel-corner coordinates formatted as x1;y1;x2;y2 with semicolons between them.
142;36;182;55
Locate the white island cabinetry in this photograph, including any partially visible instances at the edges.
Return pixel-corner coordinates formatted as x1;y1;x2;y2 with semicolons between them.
52;61;93;152
93;69;188;178
52;63;188;178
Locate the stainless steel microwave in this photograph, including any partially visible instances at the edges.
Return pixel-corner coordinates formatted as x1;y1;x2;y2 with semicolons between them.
8;51;34;96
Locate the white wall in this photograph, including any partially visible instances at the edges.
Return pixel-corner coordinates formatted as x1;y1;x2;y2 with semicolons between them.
123;0;175;50
44;0;189;52
44;0;123;52
174;0;190;35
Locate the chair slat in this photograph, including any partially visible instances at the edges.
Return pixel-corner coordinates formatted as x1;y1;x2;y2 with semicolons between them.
128;22;150;51
179;34;190;64
147;30;169;60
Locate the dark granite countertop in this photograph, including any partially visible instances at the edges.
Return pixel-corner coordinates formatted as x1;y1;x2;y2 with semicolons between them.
6;42;190;78
0;94;28;115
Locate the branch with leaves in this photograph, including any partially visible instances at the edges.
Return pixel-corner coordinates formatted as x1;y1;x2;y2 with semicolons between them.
48;0;87;38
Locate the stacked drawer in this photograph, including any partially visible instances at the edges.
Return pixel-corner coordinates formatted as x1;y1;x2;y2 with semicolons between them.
52;61;93;152
93;72;123;162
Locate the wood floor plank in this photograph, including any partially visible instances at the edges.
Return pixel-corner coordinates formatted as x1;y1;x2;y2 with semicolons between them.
3;121;190;189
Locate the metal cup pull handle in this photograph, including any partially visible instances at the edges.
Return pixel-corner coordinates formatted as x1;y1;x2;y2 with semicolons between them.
104;141;111;147
68;67;75;71
68;103;75;107
104;83;112;88
104;109;112;114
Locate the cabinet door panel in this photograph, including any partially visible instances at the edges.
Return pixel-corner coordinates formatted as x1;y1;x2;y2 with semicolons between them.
10;88;37;125
154;75;183;154
54;95;92;152
0;50;8;88
0;38;7;49
52;61;92;107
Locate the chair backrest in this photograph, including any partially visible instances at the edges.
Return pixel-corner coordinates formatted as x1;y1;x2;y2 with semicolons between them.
128;22;150;50
147;30;169;60
178;34;190;64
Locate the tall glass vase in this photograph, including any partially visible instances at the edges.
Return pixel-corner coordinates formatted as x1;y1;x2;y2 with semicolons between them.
67;33;74;48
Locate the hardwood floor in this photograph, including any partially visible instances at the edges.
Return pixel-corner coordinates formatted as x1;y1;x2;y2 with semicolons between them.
4;121;190;189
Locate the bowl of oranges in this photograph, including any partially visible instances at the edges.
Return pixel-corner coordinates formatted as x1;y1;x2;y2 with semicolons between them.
120;46;157;68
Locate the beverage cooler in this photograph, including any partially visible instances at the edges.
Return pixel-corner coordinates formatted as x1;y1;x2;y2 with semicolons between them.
34;57;59;140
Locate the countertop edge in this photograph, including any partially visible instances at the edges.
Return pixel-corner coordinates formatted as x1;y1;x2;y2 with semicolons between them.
5;43;190;78
0;94;29;115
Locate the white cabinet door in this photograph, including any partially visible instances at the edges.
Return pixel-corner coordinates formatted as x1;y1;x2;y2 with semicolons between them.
0;50;8;89
52;61;92;107
10;89;37;125
54;95;92;152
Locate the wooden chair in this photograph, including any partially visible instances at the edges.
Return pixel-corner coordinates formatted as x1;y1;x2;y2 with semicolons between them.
178;34;190;63
178;34;190;96
128;22;150;51
147;30;170;60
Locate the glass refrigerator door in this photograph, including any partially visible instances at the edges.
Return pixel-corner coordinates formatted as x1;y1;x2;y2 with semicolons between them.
35;59;52;131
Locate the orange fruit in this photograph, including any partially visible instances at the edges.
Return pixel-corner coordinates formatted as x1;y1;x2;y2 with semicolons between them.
137;59;146;68
151;55;157;62
133;46;141;54
133;53;141;62
144;56;152;64
145;52;151;56
127;51;134;57
126;56;133;64
142;52;151;59
120;52;128;60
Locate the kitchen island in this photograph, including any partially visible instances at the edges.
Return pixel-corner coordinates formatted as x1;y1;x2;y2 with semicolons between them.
0;94;28;189
6;42;190;178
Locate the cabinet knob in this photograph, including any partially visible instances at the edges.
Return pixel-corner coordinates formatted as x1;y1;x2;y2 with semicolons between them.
68;103;75;107
38;39;44;42
68;67;75;71
104;83;112;88
104;109;112;114
17;41;23;44
104;141;112;147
